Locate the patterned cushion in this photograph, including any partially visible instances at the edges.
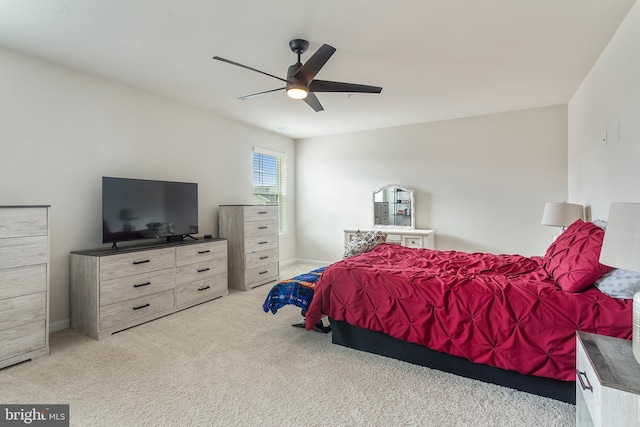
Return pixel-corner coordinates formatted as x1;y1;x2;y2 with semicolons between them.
344;230;387;258
595;268;640;299
543;219;612;292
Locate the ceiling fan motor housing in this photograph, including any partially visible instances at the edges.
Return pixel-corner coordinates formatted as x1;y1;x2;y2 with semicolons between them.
286;63;307;96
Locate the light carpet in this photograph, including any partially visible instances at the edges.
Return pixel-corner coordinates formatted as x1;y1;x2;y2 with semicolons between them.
0;266;574;426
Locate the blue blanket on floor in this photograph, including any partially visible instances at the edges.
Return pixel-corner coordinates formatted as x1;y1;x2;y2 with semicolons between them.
262;267;327;315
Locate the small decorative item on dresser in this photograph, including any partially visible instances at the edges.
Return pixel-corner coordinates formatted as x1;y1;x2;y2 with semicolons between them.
598;202;640;363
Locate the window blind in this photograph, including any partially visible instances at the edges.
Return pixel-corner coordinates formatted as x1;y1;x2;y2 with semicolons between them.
252;147;287;233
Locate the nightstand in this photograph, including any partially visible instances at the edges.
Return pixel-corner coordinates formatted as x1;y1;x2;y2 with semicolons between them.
576;331;640;426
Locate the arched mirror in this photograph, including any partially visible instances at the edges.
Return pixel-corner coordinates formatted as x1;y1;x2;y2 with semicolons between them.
373;185;415;229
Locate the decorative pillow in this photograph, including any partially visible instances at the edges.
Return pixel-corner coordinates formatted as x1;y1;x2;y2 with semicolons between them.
542;219;612;292
595;268;640;299
343;230;387;258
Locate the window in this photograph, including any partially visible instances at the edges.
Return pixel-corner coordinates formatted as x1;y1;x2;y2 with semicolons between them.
252;147;287;233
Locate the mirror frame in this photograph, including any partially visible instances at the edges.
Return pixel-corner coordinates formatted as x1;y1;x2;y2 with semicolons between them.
372;184;415;229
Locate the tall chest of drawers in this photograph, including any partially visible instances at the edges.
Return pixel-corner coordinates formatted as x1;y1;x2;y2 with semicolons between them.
0;206;50;369
70;238;228;340
219;205;280;291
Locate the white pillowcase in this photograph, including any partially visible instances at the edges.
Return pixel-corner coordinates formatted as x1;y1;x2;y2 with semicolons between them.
595;268;640;299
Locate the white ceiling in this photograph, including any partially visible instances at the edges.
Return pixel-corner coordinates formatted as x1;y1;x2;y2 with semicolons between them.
0;0;636;139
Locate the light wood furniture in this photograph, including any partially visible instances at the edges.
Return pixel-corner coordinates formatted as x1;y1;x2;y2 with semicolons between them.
219;205;280;291
576;331;640;426
70;238;228;340
344;228;435;249
0;205;50;369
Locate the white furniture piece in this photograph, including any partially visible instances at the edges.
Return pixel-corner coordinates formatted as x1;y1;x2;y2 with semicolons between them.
70;238;228;340
576;331;640;427
373;184;415;229
344;228;435;249
0;205;50;369
219;205;280;291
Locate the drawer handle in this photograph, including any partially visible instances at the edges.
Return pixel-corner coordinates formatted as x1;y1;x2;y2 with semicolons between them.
133;260;150;265
133;282;151;288
133;303;150;310
258;226;268;229
258;211;268;214
259;270;268;275
576;370;593;392
198;250;211;254
198;286;211;291
197;268;210;273
259;256;269;260
258;241;268;245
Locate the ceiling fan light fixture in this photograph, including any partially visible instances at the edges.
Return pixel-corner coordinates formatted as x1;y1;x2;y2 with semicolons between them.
286;86;308;99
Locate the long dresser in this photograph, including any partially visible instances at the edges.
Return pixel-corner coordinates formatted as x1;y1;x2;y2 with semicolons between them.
70;238;227;340
0;205;50;369
219;205;280;291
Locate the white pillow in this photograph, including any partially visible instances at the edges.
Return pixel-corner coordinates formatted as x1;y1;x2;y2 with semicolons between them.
595;268;640;299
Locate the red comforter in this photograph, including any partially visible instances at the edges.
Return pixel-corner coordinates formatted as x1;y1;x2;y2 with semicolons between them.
305;244;632;381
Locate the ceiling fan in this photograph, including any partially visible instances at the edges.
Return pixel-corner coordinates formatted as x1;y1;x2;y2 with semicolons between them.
212;39;382;112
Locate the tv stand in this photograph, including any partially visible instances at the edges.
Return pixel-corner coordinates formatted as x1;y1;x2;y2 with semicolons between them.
70;238;228;340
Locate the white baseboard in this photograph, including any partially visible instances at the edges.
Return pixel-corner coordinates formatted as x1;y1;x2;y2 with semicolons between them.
50;319;70;333
280;258;332;267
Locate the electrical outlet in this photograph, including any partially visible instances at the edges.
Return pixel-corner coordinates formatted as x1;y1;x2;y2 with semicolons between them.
602;130;608;144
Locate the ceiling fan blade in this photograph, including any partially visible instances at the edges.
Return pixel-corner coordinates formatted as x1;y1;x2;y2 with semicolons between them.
238;87;285;100
303;93;324;112
213;56;288;83
309;80;383;94
293;44;336;85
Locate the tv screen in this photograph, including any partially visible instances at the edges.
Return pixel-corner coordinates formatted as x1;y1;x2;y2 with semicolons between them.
102;177;198;244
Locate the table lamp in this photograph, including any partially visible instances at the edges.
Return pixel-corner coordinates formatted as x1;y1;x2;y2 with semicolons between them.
599;202;640;363
541;202;584;238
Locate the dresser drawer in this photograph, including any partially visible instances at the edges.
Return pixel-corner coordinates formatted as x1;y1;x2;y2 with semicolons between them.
100;269;176;306
385;234;402;244
243;220;279;238
245;235;278;253
243;206;278;223
176;241;226;267
245;248;278;269
403;236;423;248
0;292;46;332
176;275;228;307
0;207;47;238
0;236;48;269
0;264;47;300
577;337;602;425
175;258;226;286
245;263;279;287
0;319;46;361
99;247;175;281
99;289;174;331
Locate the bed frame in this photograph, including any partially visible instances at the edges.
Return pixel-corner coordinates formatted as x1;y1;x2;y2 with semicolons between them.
329;318;576;404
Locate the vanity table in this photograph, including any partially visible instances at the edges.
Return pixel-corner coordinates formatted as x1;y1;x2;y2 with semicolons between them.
346;184;435;249
344;228;435;249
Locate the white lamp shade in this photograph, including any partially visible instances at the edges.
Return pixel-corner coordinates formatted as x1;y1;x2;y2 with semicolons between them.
541;202;584;227
599;202;640;272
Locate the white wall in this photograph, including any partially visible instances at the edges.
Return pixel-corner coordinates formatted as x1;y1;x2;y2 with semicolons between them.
569;1;640;218
296;105;568;262
0;46;296;329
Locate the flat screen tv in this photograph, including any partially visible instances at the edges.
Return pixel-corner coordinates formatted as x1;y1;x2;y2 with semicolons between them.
102;177;198;246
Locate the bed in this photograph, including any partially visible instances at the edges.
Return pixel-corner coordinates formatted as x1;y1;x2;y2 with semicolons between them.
303;220;634;403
